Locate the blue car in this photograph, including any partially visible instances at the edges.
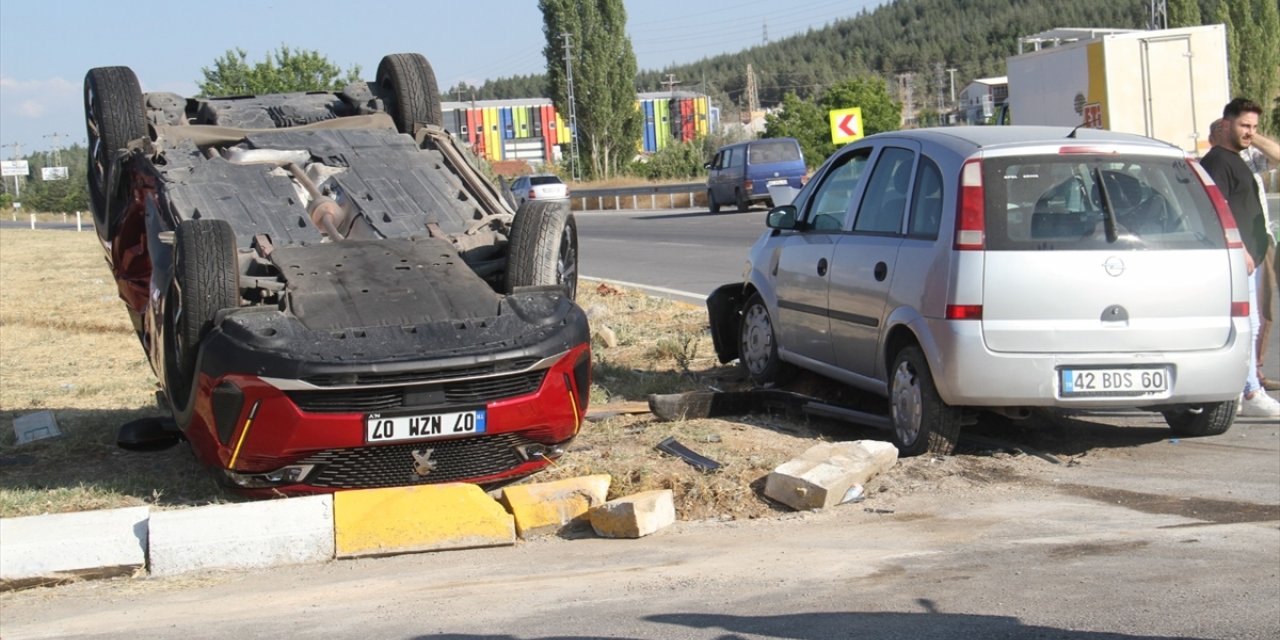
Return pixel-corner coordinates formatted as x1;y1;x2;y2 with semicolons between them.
705;138;807;213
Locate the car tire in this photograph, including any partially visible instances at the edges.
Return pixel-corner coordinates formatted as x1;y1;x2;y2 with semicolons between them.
164;219;240;414
735;189;749;213
739;293;795;385
889;345;961;456
708;189;720;213
506;200;578;300
84;66;146;241
376;53;443;135
1161;401;1236;437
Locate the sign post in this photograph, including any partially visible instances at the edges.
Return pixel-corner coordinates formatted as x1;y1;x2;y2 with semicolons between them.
828;107;865;145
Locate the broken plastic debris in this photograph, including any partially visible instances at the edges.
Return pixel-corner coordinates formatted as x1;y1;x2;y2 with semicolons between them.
655;436;722;473
840;484;866;504
863;507;895;514
13;410;62;445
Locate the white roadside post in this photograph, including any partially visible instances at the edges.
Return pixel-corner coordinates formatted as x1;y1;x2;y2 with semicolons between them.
76;211;83;232
29;213;35;230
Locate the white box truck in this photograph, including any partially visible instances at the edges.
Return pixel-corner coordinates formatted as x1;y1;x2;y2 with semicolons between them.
1005;25;1230;155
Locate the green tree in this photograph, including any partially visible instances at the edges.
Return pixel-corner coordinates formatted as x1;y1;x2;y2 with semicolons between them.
540;0;642;180
819;76;901;137
1216;0;1279;135
763;93;829;166
197;46;361;97
1167;0;1200;27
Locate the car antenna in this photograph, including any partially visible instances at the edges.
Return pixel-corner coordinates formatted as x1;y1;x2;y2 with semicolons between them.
1067;122;1087;138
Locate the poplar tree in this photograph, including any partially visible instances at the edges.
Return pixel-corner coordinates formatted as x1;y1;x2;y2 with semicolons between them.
540;0;642;179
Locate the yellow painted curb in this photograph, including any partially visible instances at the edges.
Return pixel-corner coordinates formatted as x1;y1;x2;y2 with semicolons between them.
333;484;515;558
499;474;611;538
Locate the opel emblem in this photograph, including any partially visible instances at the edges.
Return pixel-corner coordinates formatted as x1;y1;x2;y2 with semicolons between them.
411;448;437;477
1102;256;1125;277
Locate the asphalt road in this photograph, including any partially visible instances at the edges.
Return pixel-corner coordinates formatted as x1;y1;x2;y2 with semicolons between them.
3;410;1277;639
577;205;767;303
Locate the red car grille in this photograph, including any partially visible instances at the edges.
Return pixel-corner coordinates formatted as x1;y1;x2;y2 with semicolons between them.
295;433;537;488
300;358;540;387
284;370;546;413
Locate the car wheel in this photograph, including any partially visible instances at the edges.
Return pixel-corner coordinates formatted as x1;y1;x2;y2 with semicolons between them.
708;189;720;213
506;200;578;300
1161;401;1236;437
739;293;794;385
735;189;749;213
164;219;240;414
84;66;146;240
889;346;961;456
376;53;443;135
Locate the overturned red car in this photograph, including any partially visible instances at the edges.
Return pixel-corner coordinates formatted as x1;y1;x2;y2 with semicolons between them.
84;53;589;494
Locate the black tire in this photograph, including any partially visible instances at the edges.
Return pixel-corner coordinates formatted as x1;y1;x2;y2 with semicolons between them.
889;346;961;456
376;53;443;135
739;293;795;385
506;200;578;300
708;189;720;214
84;66;146;239
1162;401;1236;437
735;188;749;213
164;219;240;414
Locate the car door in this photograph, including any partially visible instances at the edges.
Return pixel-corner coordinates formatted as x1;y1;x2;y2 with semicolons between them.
711;147;736;203
828;142;920;382
770;146;873;365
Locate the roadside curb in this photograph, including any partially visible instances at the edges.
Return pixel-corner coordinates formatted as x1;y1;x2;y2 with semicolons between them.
0;475;679;589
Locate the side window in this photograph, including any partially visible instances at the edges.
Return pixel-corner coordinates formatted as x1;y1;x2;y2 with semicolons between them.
907;157;944;239
853;147;916;234
803;148;872;232
725;148;738;169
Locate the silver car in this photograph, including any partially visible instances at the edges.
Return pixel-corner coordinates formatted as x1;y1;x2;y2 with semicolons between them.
707;126;1251;455
510;174;569;208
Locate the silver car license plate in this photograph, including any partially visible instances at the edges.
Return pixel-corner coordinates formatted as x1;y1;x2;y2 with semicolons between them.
1060;367;1169;397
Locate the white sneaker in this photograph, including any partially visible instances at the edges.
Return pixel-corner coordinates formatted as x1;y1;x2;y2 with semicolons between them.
1239;391;1280;418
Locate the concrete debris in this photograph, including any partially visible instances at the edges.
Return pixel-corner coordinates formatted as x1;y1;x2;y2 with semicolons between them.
764;441;899;511
589;489;676;538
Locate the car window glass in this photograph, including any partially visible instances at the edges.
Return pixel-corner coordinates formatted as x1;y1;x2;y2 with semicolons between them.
907;157;944;239
529;176;560;186
853;147;915;234
803;148;871;232
725;148;738;169
748;140;801;164
983;155;1223;251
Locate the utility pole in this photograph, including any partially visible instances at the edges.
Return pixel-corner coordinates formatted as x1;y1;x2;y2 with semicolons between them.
762;21;768;45
561;31;580;182
43;132;66;166
1148;0;1167;30
661;74;681;95
744;64;759;120
947;68;958;105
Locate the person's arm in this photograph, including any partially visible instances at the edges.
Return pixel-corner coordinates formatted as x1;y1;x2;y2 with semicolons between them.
1202;153;1257;273
1252;132;1280;167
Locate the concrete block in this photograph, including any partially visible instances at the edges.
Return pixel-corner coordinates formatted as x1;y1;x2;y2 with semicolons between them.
333;484;515;558
0;506;148;582
589;489;676;538
499;474;611;538
148;495;333;577
764;440;899;511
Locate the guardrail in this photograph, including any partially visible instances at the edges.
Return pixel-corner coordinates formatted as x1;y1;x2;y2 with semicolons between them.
569;182;704;212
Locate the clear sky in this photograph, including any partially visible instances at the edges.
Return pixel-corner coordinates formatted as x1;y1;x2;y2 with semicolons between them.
0;0;882;160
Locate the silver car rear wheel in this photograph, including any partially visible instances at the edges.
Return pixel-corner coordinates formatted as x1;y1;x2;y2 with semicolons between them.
889;346;960;456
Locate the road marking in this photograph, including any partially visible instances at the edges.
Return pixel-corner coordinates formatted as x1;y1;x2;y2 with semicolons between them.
581;275;707;301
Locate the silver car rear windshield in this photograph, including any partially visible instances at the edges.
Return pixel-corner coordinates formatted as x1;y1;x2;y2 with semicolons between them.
529;176;563;186
982;154;1224;251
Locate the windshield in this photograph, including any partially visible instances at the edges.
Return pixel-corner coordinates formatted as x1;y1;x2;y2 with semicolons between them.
748;140;801;164
982;154;1223;251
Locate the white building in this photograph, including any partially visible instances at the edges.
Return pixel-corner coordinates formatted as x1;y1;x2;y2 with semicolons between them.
958;76;1008;124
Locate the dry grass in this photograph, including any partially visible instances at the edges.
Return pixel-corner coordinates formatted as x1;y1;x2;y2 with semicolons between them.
0;229;840;521
0;229;233;517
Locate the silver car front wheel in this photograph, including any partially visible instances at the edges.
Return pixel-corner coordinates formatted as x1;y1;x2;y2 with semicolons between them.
739;294;793;385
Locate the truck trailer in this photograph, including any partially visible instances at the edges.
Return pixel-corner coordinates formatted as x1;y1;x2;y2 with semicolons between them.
1005;25;1230;155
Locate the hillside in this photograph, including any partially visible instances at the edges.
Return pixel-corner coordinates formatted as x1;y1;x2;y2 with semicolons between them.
450;0;1149;119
